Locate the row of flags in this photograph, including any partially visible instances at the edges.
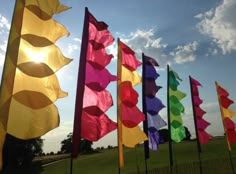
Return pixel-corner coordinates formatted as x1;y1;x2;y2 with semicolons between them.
0;1;236;171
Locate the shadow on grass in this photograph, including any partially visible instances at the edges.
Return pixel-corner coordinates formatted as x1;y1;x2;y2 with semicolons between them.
0;161;44;174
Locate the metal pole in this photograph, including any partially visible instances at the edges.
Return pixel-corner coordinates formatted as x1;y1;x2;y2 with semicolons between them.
142;53;149;174
167;65;173;174
117;38;122;174
70;7;89;174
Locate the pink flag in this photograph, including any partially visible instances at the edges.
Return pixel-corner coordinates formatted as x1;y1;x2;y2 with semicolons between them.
85;62;117;90
190;76;212;144
72;8;117;158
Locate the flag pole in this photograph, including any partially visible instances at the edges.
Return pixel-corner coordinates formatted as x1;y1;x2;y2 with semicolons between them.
70;7;89;174
167;65;173;174
228;151;235;174
117;38;123;173
189;76;203;174
142;53;149;174
215;81;235;174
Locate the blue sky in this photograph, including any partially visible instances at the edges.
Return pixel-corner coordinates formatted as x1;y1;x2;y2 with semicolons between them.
1;0;236;153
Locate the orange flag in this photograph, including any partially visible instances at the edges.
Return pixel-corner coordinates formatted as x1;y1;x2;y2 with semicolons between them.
215;81;236;151
117;39;147;168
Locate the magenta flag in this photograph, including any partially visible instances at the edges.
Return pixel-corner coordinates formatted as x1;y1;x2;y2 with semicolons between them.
190;76;212;144
72;8;117;157
85;62;117;90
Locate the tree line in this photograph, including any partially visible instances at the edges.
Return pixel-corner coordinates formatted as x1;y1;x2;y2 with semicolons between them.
0;127;191;173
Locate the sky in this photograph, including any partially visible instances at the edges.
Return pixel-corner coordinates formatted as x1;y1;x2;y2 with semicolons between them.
1;0;236;153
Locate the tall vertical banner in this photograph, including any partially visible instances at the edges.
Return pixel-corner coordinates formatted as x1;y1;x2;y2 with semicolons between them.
168;66;186;142
189;76;212;145
167;65;186;170
72;8;117;158
142;54;166;159
117;39;147;168
0;0;71;170
215;82;236;151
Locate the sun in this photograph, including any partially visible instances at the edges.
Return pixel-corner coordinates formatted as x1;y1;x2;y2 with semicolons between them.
25;47;46;63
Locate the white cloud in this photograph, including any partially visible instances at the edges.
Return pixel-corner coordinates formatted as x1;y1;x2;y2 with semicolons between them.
106;42;117;59
0;14;10;74
121;29;168;51
170;41;198;64
56;36;80;57
0;40;7;65
114;28;172;69
196;0;236;54
114;29;199;69
42;121;73;153
105;28;168;62
0;14;10;31
206;47;219;56
73;37;81;43
67;43;79;55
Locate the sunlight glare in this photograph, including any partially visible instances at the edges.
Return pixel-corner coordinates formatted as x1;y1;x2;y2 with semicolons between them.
26;48;46;63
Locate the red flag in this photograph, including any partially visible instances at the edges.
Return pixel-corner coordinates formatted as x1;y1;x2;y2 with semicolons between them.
81;111;117;141
120;81;139;106
119;41;142;71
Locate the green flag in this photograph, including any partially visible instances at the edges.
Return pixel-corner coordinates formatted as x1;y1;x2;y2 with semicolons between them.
168;69;186;142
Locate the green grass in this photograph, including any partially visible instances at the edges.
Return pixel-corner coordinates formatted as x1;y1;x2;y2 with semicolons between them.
40;137;236;174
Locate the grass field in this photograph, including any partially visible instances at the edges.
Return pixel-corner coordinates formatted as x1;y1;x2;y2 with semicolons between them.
38;137;236;174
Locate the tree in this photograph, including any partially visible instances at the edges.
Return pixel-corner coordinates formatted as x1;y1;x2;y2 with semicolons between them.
60;132;93;154
80;139;93;153
183;126;191;140
1;134;44;172
60;132;72;154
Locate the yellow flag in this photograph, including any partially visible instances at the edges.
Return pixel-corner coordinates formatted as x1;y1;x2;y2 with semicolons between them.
21;8;69;42
121;66;141;86
25;0;70;16
222;107;236;118
122;125;148;147
169;88;186;100
0;0;71;141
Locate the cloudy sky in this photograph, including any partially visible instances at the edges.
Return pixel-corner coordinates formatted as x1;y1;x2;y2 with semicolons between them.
1;0;236;153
